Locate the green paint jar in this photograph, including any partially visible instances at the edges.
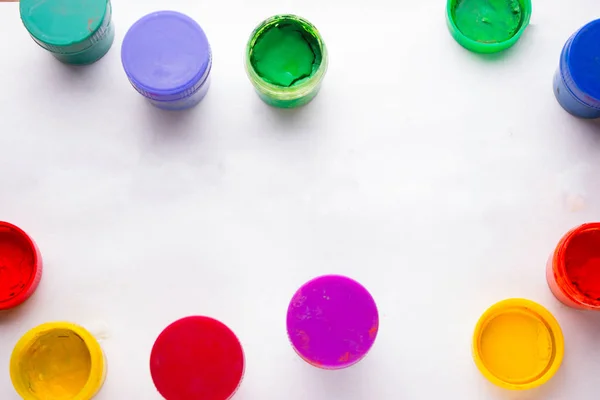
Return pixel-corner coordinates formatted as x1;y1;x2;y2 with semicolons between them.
446;0;531;53
245;15;328;108
20;0;115;65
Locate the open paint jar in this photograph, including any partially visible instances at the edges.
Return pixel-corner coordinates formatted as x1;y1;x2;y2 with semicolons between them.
473;299;564;390
20;0;114;65
286;275;379;369
553;20;600;119
122;11;212;111
10;322;106;400
446;0;532;53
150;316;245;400
246;14;328;108
0;221;42;310
547;223;600;309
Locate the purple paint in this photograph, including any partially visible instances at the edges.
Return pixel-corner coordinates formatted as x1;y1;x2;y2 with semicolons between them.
286;275;379;369
121;11;212;110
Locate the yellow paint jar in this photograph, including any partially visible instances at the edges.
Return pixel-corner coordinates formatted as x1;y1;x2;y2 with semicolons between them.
10;322;106;400
472;299;564;390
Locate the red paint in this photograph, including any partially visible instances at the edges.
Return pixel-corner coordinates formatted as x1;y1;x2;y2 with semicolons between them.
565;229;600;299
547;223;600;310
150;316;245;400
0;221;42;310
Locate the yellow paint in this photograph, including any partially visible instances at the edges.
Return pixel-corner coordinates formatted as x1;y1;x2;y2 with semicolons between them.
473;299;564;390
11;322;106;400
21;329;91;399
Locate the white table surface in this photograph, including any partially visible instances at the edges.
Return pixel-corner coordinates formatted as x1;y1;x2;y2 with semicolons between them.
1;0;600;399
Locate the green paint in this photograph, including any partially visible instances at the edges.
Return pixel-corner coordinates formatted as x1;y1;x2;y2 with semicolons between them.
250;22;321;87
20;0;115;65
245;15;328;108
452;0;523;44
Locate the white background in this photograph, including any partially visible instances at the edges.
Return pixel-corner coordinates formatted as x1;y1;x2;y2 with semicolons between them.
1;0;600;399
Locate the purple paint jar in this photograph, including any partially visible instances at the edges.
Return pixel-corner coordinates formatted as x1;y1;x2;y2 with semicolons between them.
286;275;379;369
121;11;212;111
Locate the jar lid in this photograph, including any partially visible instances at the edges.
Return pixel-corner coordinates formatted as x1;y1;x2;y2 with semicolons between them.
0;221;42;310
446;0;532;53
20;0;110;54
150;316;244;400
286;275;379;369
121;11;211;101
566;19;600;104
472;299;564;390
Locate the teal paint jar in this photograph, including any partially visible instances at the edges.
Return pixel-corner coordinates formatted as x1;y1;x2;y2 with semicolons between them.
20;0;115;65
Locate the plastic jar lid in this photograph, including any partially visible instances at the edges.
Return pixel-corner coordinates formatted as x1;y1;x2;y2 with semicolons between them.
20;0;111;54
563;20;600;108
473;299;564;390
150;316;245;400
446;0;532;53
10;322;106;400
0;221;42;310
122;11;212;102
286;275;379;369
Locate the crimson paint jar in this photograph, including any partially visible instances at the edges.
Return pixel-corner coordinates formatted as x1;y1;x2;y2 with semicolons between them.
0;222;42;310
546;222;600;310
150;316;245;400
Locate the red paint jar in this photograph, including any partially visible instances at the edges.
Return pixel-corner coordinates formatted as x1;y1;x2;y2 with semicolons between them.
150;316;245;400
0;221;42;310
547;222;600;310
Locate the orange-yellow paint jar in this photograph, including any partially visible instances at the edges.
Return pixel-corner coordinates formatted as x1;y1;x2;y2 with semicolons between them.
472;299;564;390
10;322;106;400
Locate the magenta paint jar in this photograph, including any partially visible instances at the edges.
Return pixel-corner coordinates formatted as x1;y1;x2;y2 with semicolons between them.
286;275;379;369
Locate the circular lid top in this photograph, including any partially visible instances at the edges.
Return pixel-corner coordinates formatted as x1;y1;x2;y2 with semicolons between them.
286;275;379;369
121;11;211;96
20;0;108;48
473;299;564;390
150;316;244;400
568;19;600;101
446;0;532;54
0;222;40;309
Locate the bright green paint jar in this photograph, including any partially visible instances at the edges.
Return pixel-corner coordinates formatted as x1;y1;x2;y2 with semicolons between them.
245;15;328;109
20;0;115;65
446;0;531;53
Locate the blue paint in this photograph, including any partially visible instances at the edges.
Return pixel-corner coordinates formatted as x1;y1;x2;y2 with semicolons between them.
121;11;212;111
553;19;600;119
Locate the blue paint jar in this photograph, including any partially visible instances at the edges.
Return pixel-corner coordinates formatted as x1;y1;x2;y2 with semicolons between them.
553;19;600;119
121;11;212;111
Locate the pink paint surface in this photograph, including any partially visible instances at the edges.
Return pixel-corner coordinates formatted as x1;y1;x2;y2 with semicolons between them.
286;275;379;369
